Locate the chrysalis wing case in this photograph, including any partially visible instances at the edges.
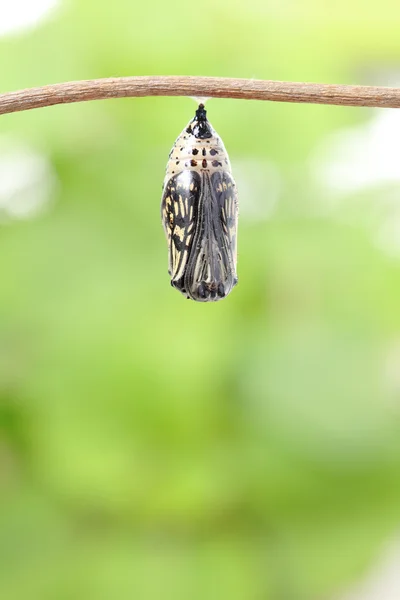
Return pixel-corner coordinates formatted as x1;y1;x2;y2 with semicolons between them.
161;104;238;302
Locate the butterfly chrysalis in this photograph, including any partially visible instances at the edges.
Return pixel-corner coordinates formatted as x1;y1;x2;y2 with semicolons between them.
161;104;238;302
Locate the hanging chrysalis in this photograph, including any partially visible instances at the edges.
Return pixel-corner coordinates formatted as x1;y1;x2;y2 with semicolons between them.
161;104;238;301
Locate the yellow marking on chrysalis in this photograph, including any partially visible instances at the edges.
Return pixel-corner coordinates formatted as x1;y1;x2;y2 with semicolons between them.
174;201;179;216
223;182;227;191
190;182;194;191
174;226;185;241
174;250;188;280
189;206;193;221
185;197;189;213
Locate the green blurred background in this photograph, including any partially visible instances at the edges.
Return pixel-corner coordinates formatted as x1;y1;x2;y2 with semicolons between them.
1;1;400;598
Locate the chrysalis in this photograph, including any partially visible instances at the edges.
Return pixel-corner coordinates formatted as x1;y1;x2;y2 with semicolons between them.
161;104;238;302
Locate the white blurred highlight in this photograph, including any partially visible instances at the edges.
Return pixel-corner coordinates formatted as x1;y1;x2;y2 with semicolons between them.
0;0;60;37
333;536;400;600
311;110;400;258
312;111;400;195
0;138;57;222
234;158;281;221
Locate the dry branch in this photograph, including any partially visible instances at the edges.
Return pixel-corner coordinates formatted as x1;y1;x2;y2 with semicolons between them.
1;76;400;116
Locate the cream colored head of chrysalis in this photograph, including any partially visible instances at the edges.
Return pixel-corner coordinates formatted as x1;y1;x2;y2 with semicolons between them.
164;103;233;187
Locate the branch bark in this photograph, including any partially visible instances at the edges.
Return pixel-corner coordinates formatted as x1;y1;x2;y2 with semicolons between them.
1;76;400;116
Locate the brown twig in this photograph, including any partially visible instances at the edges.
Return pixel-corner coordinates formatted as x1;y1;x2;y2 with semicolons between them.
1;76;400;116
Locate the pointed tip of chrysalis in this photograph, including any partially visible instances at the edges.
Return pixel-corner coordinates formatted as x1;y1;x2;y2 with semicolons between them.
191;104;212;139
185;102;212;139
195;103;207;121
